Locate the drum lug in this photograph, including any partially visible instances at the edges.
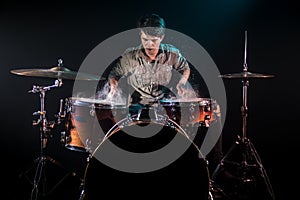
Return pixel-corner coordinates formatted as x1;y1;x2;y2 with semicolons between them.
47;120;55;129
168;107;177;121
189;115;195;122
205;115;211;120
204;105;211;112
204;115;211;127
85;139;92;152
60;131;67;144
204;120;210;127
89;105;95;117
189;104;195;113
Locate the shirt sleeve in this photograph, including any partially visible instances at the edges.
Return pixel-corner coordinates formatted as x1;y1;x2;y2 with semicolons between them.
172;48;190;73
108;53;131;80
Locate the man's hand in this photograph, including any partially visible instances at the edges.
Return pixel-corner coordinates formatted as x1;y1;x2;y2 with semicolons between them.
108;77;118;99
107;89;115;99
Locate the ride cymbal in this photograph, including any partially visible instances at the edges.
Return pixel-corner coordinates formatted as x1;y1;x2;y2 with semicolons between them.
219;71;275;79
10;66;104;81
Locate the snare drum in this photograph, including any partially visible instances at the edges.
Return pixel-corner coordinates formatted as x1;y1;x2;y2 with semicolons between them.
158;98;216;127
61;97;127;153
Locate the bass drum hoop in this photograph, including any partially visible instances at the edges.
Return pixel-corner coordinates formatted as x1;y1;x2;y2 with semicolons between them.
82;117;210;200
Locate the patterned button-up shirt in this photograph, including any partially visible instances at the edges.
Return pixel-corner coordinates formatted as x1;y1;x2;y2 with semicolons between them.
109;43;189;104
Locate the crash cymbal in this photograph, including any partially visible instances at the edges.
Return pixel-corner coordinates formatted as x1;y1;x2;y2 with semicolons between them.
219;71;275;79
10;66;104;81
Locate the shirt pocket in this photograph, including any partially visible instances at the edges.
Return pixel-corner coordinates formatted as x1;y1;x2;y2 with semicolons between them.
156;65;172;85
132;65;151;87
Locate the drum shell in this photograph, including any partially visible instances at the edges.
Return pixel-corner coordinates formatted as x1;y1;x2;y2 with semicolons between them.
62;97;127;153
159;98;216;127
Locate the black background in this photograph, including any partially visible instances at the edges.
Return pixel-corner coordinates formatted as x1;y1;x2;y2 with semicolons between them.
1;0;299;199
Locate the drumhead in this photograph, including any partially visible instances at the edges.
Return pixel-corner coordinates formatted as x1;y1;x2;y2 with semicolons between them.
159;97;212;104
82;122;210;199
71;97;127;107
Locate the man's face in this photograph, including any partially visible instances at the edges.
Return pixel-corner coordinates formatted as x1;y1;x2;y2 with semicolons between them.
140;30;164;59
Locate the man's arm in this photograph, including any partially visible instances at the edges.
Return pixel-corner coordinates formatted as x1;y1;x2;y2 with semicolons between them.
107;77;118;98
176;67;190;96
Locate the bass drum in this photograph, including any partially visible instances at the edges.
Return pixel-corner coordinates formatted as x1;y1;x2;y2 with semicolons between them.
82;120;210;200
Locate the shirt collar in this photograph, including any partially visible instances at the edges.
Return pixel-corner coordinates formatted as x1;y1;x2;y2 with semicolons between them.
137;44;165;60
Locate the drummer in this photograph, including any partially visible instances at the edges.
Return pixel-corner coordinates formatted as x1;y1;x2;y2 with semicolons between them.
107;13;190;116
106;13;223;173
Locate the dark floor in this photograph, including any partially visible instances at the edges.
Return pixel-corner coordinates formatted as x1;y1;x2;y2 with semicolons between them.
4;126;279;200
8;156;276;200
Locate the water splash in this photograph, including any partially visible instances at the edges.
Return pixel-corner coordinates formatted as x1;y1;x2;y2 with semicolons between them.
95;82;127;106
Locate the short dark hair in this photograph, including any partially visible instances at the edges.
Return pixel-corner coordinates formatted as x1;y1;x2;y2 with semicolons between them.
137;13;166;37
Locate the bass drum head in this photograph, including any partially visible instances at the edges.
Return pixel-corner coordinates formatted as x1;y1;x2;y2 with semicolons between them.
82;122;210;199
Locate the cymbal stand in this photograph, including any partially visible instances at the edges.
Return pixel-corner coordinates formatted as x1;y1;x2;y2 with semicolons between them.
212;31;275;200
27;79;64;200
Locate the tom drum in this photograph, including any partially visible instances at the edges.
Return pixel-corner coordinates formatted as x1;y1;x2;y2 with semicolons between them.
61;97;127;153
159;98;217;127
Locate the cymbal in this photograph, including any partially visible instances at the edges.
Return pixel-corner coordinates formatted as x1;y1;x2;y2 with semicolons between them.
10;66;104;81
219;71;275;79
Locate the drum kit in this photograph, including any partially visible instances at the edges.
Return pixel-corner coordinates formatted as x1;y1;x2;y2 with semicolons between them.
10;32;275;200
10;59;215;199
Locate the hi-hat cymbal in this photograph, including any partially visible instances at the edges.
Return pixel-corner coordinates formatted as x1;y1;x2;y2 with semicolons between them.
219;71;275;79
10;66;104;81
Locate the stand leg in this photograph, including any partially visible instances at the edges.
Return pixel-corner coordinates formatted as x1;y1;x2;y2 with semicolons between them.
209;179;231;200
78;178;86;200
19;154;75;200
18;79;83;199
247;139;275;199
211;136;275;200
78;155;90;200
